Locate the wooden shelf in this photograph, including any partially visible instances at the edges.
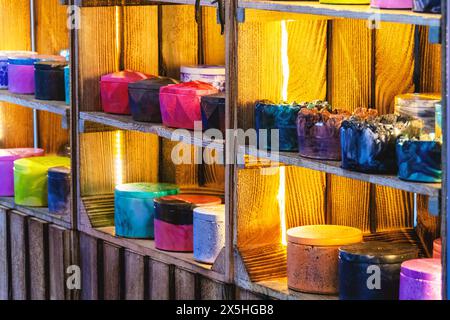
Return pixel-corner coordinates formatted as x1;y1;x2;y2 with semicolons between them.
0;91;70;117
0;197;71;229
238;0;441;27
240;146;441;197
63;0;216;7
79;112;225;151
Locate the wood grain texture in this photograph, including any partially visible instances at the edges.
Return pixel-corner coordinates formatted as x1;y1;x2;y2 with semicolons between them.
199;278;232;300
418;26;442;93
235;288;265;300
202;6;225;65
80;233;99;300
149;259;172;300
174;267;196;300
0;0;30;51
124;250;145;300
48;224;71;300
0;207;9;300
416;196;440;257
102;241;122;300
10;211;28;300
28;218;48;300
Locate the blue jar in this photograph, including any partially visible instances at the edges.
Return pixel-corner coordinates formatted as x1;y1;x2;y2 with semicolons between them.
35;61;68;101
0;55;7;89
48;166;71;215
64;65;70;105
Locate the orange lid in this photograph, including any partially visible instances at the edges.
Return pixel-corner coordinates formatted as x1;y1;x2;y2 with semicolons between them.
287;225;363;246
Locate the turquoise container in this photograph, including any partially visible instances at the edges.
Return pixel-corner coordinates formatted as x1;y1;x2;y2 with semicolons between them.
64;65;70;105
114;183;179;239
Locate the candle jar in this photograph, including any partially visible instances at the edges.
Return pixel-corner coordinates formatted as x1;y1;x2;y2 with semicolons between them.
35;61;69;101
399;258;442;300
0;148;44;196
413;0;441;13
114;183;179;239
433;238;441;259
435;103;442;141
180;65;225;92
64;65;70;105
0;55;7;89
297;101;350;160
396;137;441;183
100;70;152;115
201;93;226;135
159;81;218;130
154;195;222;252
48;166;71;215
339;242;418;300
287;225;363;294
371;0;413;8
255;101;301;152
193;204;226;264
14;156;71;207
128;77;179;123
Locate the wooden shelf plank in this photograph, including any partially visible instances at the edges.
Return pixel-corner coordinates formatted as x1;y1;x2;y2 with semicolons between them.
238;0;441;27
79;111;225;151
61;0;216;7
0;197;71;229
240;146;441;197
0;91;69;117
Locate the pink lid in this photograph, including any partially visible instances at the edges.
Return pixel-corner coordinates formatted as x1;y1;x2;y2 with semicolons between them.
160;81;218;96
401;258;442;282
0;148;45;161
101;70;153;83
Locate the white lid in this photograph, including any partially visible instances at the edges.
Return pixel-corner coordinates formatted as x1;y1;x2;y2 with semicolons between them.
194;204;225;223
180;65;225;76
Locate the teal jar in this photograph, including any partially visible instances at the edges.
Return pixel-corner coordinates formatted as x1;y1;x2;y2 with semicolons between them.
64;65;70;105
114;183;179;239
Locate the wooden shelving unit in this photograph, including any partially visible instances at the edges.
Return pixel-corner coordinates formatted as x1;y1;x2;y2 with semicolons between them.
0;91;69;117
64;0;216;7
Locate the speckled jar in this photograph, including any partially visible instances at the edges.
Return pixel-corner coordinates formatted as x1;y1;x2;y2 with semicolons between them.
399;258;442;300
193;205;225;264
0;55;7;89
287;225;363;294
48;166;71;215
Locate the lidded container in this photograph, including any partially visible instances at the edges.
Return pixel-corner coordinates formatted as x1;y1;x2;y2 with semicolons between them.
100;70;152;115
14;156;70;207
287;225;363;294
0;51;36;89
399;258;442;300
201;93;226;135
371;0;413;8
159;81;219;130
48;166;71;215
180;65;225;92
413;0;441;13
35;61;69;101
193;204;226;264
64;65;70;105
128;77;179;122
114;183;179;239
255;101;301;152
154;195;222;252
433;238;441;259
0;148;45;196
339;242;419;300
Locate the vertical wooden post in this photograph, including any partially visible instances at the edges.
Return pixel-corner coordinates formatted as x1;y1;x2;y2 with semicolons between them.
0;207;10;300
9;211;28;300
28;218;49;300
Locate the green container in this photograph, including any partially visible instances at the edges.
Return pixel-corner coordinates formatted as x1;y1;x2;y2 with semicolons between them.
14;156;71;207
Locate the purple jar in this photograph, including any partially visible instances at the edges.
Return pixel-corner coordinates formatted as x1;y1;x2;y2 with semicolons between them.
399;258;442;300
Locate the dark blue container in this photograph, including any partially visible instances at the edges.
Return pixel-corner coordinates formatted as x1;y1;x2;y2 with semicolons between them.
34;61;68;101
201;93;225;135
48;166;71;215
255;101;300;152
413;0;441;13
396;138;442;183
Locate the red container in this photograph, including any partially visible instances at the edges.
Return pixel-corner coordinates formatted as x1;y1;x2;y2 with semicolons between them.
159;81;218;130
100;70;152;115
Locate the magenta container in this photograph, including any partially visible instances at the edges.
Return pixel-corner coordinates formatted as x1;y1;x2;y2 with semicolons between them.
0;148;45;196
159;81;219;130
371;0;413;8
399;258;442;300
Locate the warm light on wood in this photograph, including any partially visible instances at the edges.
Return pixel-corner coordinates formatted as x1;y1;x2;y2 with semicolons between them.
278;166;287;246
281;20;289;102
114;130;124;186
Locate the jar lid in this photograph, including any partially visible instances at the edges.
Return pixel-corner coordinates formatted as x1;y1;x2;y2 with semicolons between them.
401;258;442;282
128;76;179;90
8;55;38;65
14;156;71;172
34;61;69;70
48;166;71;179
160;81;218;96
194;204;226;222
287;225;363;246
181;65;225;76
101;70;152;84
0;148;45;161
201;92;226;104
395;93;441;103
339;241;418;264
154;194;222;209
115;182;179;199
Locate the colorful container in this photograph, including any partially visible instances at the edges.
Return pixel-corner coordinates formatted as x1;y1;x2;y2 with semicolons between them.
0;54;7;89
14;156;71;207
320;0;370;3
433;238;441;259
255;101;301;152
159;81;219;130
371;0;413;8
399;258;442;300
287;225;363;294
154;195;222;252
35;61;69;101
201;93;226;135
296;101;350;160
435;102;442;141
100;71;152;115
48;166;71;215
114;183;179;239
339;242;418;300
128;77;179;123
413;0;441;13
193;204;226;264
64;65;70;105
180;65;225;92
0;148;44;196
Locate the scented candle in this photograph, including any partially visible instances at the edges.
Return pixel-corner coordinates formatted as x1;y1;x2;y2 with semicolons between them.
64;65;70;105
14;156;71;207
114;183;179;239
399;258;442;300
154;195;222;252
48;166;71;215
0;148;44;196
339;242;418;300
287;225;363;294
35;61;69;101
255;101;301;152
371;0;413;8
413;0;441;13
0;55;7;89
180;65;225;92
201;93;226;135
